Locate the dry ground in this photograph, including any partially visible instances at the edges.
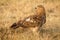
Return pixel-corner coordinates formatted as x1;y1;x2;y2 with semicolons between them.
0;0;60;40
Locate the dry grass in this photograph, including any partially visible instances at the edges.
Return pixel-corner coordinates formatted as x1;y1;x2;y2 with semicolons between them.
0;0;60;40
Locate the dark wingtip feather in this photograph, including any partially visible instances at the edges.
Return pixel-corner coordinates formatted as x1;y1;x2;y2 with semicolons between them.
10;23;17;29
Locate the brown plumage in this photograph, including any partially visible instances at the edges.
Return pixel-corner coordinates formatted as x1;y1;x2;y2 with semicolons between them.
10;5;46;29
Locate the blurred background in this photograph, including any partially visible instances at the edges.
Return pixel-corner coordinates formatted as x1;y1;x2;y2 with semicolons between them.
0;0;60;40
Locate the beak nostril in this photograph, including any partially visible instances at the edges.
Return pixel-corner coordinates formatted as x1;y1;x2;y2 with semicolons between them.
35;7;37;9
